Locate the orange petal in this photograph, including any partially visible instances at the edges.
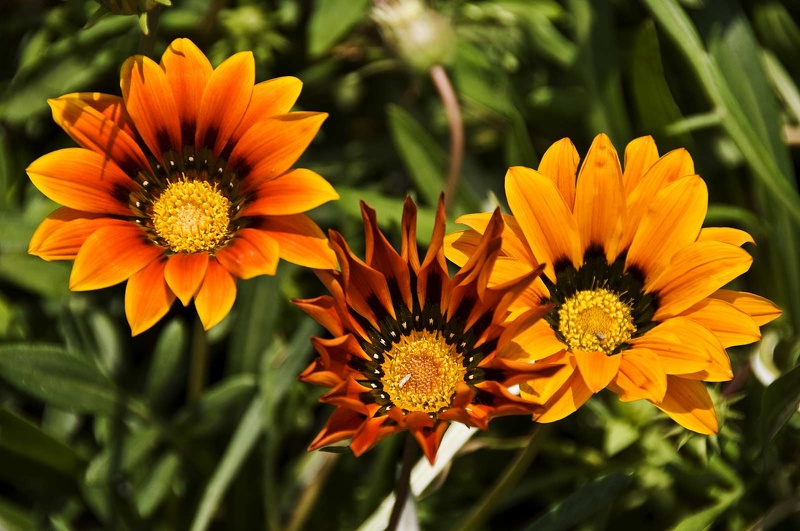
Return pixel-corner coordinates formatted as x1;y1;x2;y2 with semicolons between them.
499;318;565;361
622;136;659;196
120;54;182;158
239;168;339;217
709;289;782;326
59;92;139;140
573;133;625;261
27;149;137;216
505;166;582;279
696;227;755;247
627;175;707;280
649;241;753;319
232;77;303;142
680;297;761;348
70;224;163;291
125;258;175;336
160;38;212;143
453;212;536;264
538;138;579;210
629;317;727;377
573;349;622;393
410;422;449;464
308;407;366;451
29;208;127;261
531;364;593;423
164;252;209;306
608;348;667;403
256;214;337;269
194;258;237;330
653;376;718;434
215;228;280;279
350;417;394;457
228;112;327;187
196;51;254;156
48;96;150;176
619;148;695;252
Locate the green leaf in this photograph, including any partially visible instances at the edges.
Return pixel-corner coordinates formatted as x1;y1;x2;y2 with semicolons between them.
0;408;82;476
0;344;120;414
0;497;37;531
175;375;257;438
226;274;282;375
144;318;188;407
604;420;639;457
85;427;161;486
759;363;800;445
672;487;742;531
136;452;180;518
307;0;369;58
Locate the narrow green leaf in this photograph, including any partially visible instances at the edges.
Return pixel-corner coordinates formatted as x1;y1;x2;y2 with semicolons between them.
672;487;742;531
0;497;37;531
144;318;188;407
136;452;180;517
759;363;800;445
175;375;257;438
0;344;120;414
762;50;800;125
85;427;161;486
226;274;282;375
307;0;369;58
522;473;632;531
0;408;82;476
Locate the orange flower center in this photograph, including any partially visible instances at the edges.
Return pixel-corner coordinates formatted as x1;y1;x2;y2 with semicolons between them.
151;179;231;253
558;288;636;355
380;331;465;413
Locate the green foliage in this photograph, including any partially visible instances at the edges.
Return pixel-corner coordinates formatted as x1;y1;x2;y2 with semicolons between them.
0;0;798;529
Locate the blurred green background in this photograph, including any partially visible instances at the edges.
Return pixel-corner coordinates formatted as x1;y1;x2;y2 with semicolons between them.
0;0;799;529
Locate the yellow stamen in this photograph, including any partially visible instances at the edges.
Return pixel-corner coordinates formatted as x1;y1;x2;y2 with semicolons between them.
558;288;636;355
152;179;231;253
381;330;465;413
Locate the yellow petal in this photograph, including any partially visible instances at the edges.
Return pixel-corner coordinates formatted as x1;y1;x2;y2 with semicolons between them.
696;227;754;247
622;136;659;196
609;348;667;403
709;289;782;326
653;376;719;434
680;297;761;348
537;137;578;210
573;349;621;393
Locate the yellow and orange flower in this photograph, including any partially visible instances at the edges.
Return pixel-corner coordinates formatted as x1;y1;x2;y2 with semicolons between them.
446;134;781;434
295;197;557;463
27;38;338;335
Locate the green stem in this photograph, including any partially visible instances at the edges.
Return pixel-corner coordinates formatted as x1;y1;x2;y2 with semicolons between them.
430;64;464;214
386;433;419;531
138;6;161;57
456;424;549;531
188;315;209;402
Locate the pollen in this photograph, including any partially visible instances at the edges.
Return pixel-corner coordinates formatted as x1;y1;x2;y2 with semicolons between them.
381;331;466;413
558;288;636;356
151;179;231;253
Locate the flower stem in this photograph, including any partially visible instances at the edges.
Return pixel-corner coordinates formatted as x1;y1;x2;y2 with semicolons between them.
188;315;209;402
456;424;549;531
386;432;419;531
138;6;161;57
430;64;464;214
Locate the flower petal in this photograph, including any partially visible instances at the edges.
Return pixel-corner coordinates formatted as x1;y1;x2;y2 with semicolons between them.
308;408;367;452
27;149;137;216
239;168;339;217
709;289;782;326
196;51;254;157
120;54;182;158
228;112;328;186
696;227;755;247
70;224;163;290
194;258;237;330
573;133;625;261
164;252;209;306
29;208;127;261
627;175;707;280
58;92;139;140
649;241;753;319
125;258;175;336
531;366;592;423
573;349;621;393
48;96;150;176
680;297;761;348
499;318;565;361
160;38;212;143
256;214;337;269
453;212;536;264
232;77;303;142
622;136;659;196
608;348;667;403
215;228;280;279
652;376;718;434
505;166;582;279
538;137;579;210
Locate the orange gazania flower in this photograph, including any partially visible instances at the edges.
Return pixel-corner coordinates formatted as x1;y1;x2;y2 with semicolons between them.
295;197;556;463
27;39;338;335
446;134;781;434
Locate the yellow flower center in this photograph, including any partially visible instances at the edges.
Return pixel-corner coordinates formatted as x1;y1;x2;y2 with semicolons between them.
380;331;466;413
151;179;231;253
558;288;636;355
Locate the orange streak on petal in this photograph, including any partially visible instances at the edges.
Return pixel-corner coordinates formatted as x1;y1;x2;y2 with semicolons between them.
239;168;339;217
257;214;337;269
232;76;303;142
650;242;753;319
125;258;175;336
27;149;136;216
164;252;209;306
573;133;625;261
653;376;718;434
537;137;579;210
70;224;163;291
709;289;782;326
622;135;659;196
573;349;621;394
160;38;212;142
194;258;237;330
505;166;582;280
215;228;280;280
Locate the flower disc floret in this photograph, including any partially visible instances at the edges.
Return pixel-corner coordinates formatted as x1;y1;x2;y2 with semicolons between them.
152;179;231;253
558;288;636;355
